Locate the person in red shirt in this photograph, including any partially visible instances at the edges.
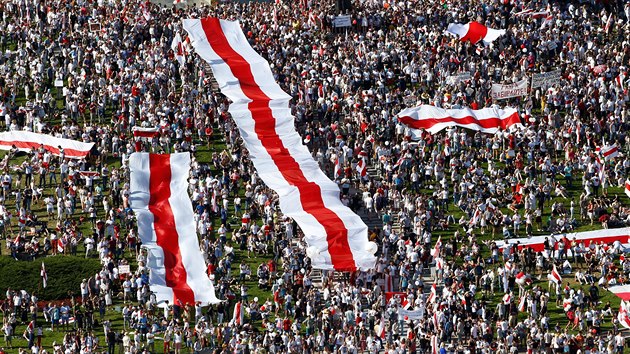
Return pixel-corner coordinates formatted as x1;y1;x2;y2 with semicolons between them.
282;317;291;332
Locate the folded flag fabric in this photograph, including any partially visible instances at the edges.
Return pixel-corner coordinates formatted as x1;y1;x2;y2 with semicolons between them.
182;17;377;271
446;21;506;45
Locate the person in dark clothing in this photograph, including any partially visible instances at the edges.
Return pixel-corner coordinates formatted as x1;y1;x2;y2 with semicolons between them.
107;329;116;354
589;283;599;304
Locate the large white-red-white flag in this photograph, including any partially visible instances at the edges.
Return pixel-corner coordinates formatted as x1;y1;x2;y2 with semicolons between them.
0;131;94;159
233;301;243;326
518;295;527;312
515;271;531;286
171;33;186;66
540;14;554;29
431;335;439;354
376;316;386;339
182;18;376;271
334;157;342;179
618;301;630;329
356;158;367;179
600;144;620;160
547;264;562;284
445;21;506;45
133;126;160;138
625;179;630;199
426;282;438;304
397;105;521;135
57;239;65;254
129;153;221;306
432;236;442;259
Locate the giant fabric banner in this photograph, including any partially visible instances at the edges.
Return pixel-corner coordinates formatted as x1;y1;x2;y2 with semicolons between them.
182;18;377;271
496;227;630;252
129;153;221;306
445;22;505;45
491;79;529;100
396;105;522;135
0;131;94;159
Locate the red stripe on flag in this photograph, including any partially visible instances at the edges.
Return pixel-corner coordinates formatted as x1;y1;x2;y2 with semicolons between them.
603;146;618;157
614;292;630;301
149;154;195;304
461;21;488;43
134;131;160;138
398;112;521;131
201;18;355;270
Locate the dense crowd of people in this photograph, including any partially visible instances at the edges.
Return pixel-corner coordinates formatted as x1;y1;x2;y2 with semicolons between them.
0;0;630;353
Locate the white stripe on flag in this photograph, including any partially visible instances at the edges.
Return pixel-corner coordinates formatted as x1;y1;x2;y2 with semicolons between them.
129;153;220;306
182;18;376;271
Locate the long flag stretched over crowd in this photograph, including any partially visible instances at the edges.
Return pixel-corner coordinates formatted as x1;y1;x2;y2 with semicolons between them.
182;17;377;271
445;21;506;45
129;153;221;306
0;131;94;159
497;228;630;252
397;105;522;135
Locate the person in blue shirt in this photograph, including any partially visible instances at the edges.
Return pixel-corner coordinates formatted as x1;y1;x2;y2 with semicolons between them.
563;165;573;188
